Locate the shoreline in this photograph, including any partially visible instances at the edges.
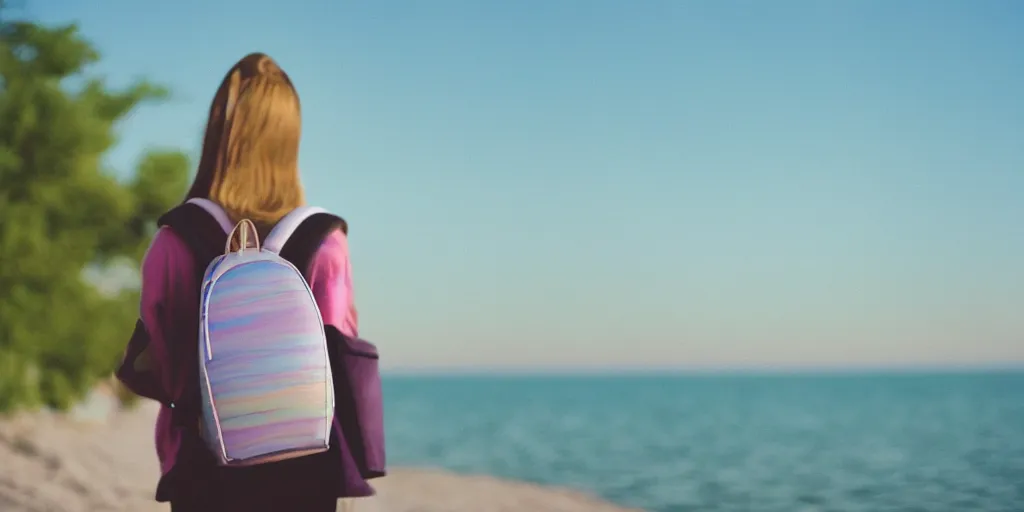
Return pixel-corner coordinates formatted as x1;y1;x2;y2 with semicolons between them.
0;401;641;512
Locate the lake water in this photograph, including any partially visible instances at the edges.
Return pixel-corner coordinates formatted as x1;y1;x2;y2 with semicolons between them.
383;371;1024;512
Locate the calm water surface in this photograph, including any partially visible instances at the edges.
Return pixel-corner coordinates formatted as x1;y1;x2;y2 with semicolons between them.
383;372;1024;512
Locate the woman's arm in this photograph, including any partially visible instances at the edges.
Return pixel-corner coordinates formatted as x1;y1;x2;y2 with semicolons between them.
307;229;359;337
115;227;186;405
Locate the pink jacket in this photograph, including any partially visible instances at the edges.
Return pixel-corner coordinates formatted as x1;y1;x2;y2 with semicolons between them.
123;225;357;485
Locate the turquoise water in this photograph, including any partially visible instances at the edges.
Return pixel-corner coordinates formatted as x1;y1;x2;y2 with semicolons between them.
383;371;1024;512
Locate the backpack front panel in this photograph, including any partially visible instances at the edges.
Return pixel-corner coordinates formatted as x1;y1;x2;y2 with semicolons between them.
198;252;334;466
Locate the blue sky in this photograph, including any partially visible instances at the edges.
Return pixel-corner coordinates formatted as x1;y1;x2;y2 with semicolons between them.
23;0;1024;370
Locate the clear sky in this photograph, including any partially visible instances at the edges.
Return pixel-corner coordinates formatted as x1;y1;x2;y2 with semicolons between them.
23;0;1024;371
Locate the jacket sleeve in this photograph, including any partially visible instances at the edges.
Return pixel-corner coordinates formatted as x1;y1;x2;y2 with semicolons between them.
115;228;179;405
307;229;359;337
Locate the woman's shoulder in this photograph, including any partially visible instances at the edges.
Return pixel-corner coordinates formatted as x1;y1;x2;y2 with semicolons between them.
142;227;196;277
146;226;193;257
312;227;350;263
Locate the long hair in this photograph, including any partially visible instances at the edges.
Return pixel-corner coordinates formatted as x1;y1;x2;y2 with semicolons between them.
186;52;304;236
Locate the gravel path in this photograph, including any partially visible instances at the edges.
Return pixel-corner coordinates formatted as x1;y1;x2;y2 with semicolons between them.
0;402;640;512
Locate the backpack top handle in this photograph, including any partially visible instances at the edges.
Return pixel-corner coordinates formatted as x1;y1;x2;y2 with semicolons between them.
224;218;261;254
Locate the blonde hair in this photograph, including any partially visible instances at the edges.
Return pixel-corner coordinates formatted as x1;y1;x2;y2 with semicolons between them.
186;52;304;236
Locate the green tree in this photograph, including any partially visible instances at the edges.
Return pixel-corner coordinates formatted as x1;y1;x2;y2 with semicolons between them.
0;16;190;412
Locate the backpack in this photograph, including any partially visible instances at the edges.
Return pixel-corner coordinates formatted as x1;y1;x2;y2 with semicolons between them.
198;211;334;466
154;199;387;481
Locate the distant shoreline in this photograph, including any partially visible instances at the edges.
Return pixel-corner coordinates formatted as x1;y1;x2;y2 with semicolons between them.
381;365;1024;378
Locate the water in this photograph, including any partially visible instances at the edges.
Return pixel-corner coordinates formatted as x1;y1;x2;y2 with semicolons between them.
382;371;1024;512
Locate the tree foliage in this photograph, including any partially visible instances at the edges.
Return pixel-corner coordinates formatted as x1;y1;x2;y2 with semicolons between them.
0;16;190;412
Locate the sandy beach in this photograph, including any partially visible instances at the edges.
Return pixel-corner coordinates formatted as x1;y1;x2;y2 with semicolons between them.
0;399;640;512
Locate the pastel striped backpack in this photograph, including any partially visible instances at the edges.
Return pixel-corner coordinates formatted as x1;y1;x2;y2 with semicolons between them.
148;199;387;483
197;211;335;466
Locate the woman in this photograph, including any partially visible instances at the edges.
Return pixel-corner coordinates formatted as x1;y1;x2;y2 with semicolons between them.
117;53;363;512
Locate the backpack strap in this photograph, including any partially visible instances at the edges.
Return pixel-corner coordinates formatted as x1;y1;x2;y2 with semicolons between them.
277;210;349;276
264;206;329;253
184;198;233;233
155;201;230;428
157;200;230;281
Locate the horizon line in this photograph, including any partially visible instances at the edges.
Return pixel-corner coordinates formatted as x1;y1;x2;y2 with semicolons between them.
380;362;1024;378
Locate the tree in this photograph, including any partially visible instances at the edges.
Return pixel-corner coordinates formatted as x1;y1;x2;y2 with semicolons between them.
0;16;190;412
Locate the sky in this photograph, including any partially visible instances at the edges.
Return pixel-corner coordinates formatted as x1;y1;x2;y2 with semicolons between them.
19;0;1024;371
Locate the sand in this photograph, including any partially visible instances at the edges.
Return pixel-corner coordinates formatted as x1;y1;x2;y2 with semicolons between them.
0;400;640;512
